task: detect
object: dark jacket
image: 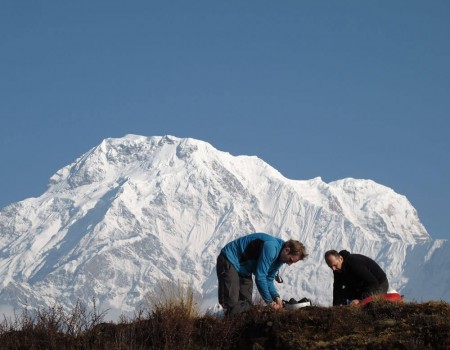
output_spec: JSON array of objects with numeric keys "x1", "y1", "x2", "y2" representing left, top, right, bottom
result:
[{"x1": 333, "y1": 250, "x2": 388, "y2": 305}]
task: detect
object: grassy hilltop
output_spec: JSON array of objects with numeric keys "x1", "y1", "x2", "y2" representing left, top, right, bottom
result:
[{"x1": 0, "y1": 299, "x2": 449, "y2": 349}]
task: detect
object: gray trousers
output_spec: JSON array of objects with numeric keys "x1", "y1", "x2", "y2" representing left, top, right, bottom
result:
[{"x1": 216, "y1": 253, "x2": 253, "y2": 316}]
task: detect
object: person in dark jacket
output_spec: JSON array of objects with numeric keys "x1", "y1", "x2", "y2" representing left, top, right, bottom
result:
[
  {"x1": 217, "y1": 232, "x2": 308, "y2": 316},
  {"x1": 324, "y1": 249, "x2": 389, "y2": 306}
]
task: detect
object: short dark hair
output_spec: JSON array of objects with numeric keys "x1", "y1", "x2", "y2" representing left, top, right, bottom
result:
[
  {"x1": 324, "y1": 250, "x2": 340, "y2": 260},
  {"x1": 324, "y1": 249, "x2": 351, "y2": 260},
  {"x1": 284, "y1": 240, "x2": 308, "y2": 260}
]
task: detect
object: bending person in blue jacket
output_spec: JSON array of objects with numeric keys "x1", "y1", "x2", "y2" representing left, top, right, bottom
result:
[{"x1": 216, "y1": 232, "x2": 308, "y2": 316}]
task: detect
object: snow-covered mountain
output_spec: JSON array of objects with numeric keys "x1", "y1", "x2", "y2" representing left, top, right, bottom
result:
[{"x1": 0, "y1": 135, "x2": 448, "y2": 318}]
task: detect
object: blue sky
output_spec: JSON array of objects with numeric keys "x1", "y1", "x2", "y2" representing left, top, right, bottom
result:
[{"x1": 1, "y1": 1, "x2": 449, "y2": 239}]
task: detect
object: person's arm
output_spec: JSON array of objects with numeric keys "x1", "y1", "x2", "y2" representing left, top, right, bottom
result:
[
  {"x1": 267, "y1": 267, "x2": 284, "y2": 310},
  {"x1": 266, "y1": 266, "x2": 282, "y2": 301},
  {"x1": 333, "y1": 273, "x2": 346, "y2": 306},
  {"x1": 255, "y1": 242, "x2": 279, "y2": 303}
]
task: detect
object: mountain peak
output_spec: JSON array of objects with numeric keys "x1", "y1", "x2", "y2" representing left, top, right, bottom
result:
[{"x1": 0, "y1": 134, "x2": 442, "y2": 319}]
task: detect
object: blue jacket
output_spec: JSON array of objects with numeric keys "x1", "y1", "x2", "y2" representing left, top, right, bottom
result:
[{"x1": 221, "y1": 233, "x2": 285, "y2": 303}]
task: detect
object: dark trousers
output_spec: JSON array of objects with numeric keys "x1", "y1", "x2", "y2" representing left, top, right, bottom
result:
[{"x1": 216, "y1": 253, "x2": 253, "y2": 316}]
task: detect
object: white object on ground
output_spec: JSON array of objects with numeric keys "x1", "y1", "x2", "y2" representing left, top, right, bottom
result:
[{"x1": 285, "y1": 301, "x2": 311, "y2": 310}]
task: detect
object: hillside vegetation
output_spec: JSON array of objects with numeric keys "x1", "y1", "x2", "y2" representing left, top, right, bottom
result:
[{"x1": 0, "y1": 299, "x2": 449, "y2": 349}]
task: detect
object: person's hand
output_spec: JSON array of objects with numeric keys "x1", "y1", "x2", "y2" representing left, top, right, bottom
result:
[
  {"x1": 350, "y1": 299, "x2": 360, "y2": 306},
  {"x1": 269, "y1": 302, "x2": 283, "y2": 310},
  {"x1": 270, "y1": 297, "x2": 284, "y2": 310}
]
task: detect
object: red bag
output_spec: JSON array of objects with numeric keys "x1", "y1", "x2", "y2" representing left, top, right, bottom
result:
[{"x1": 358, "y1": 293, "x2": 403, "y2": 306}]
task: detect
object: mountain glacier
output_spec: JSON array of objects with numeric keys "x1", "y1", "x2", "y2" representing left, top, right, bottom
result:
[{"x1": 0, "y1": 134, "x2": 448, "y2": 318}]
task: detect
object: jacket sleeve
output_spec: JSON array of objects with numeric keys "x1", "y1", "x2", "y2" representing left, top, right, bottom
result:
[
  {"x1": 266, "y1": 267, "x2": 280, "y2": 301},
  {"x1": 333, "y1": 273, "x2": 346, "y2": 306},
  {"x1": 255, "y1": 242, "x2": 279, "y2": 302}
]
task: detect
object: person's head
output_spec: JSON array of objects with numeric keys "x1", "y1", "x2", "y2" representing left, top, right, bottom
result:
[
  {"x1": 324, "y1": 250, "x2": 344, "y2": 273},
  {"x1": 279, "y1": 240, "x2": 308, "y2": 265}
]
